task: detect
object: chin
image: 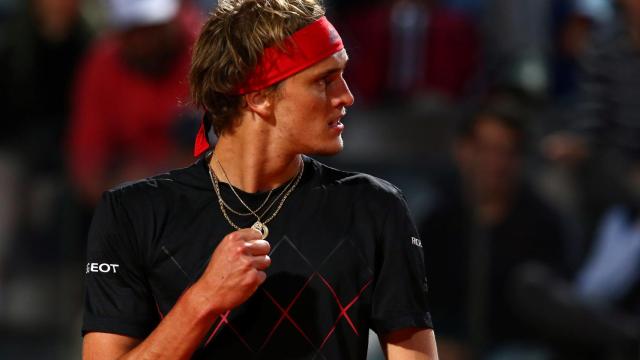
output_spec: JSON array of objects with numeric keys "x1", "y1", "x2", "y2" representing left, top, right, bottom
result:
[{"x1": 307, "y1": 139, "x2": 344, "y2": 156}]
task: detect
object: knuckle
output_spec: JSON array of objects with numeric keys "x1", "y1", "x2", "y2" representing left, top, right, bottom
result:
[
  {"x1": 234, "y1": 245, "x2": 246, "y2": 255},
  {"x1": 226, "y1": 233, "x2": 239, "y2": 242},
  {"x1": 240, "y1": 257, "x2": 252, "y2": 270}
]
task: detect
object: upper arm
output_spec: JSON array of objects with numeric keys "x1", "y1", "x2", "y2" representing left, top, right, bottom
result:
[
  {"x1": 370, "y1": 191, "x2": 433, "y2": 334},
  {"x1": 83, "y1": 332, "x2": 141, "y2": 360},
  {"x1": 381, "y1": 328, "x2": 439, "y2": 360},
  {"x1": 83, "y1": 192, "x2": 159, "y2": 339}
]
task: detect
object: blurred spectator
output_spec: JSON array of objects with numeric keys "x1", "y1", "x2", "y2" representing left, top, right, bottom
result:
[
  {"x1": 545, "y1": 0, "x2": 640, "y2": 160},
  {"x1": 67, "y1": 0, "x2": 201, "y2": 205},
  {"x1": 484, "y1": 0, "x2": 591, "y2": 101},
  {"x1": 0, "y1": 0, "x2": 92, "y2": 171},
  {"x1": 481, "y1": 0, "x2": 599, "y2": 100},
  {"x1": 0, "y1": 0, "x2": 92, "y2": 293},
  {"x1": 551, "y1": 0, "x2": 615, "y2": 99},
  {"x1": 193, "y1": 0, "x2": 217, "y2": 14},
  {"x1": 339, "y1": 0, "x2": 479, "y2": 105},
  {"x1": 482, "y1": 0, "x2": 555, "y2": 97},
  {"x1": 419, "y1": 97, "x2": 571, "y2": 359},
  {"x1": 542, "y1": 0, "x2": 640, "y2": 236},
  {"x1": 573, "y1": 0, "x2": 615, "y2": 28},
  {"x1": 511, "y1": 149, "x2": 640, "y2": 360},
  {"x1": 575, "y1": 153, "x2": 640, "y2": 311},
  {"x1": 549, "y1": 0, "x2": 619, "y2": 101},
  {"x1": 551, "y1": 0, "x2": 592, "y2": 100},
  {"x1": 0, "y1": 0, "x2": 92, "y2": 355}
]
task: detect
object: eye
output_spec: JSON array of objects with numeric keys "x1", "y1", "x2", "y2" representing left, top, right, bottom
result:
[
  {"x1": 320, "y1": 73, "x2": 340, "y2": 87},
  {"x1": 319, "y1": 76, "x2": 332, "y2": 86}
]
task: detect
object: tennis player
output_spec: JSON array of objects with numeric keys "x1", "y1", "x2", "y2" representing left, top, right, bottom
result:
[{"x1": 82, "y1": 1, "x2": 438, "y2": 358}]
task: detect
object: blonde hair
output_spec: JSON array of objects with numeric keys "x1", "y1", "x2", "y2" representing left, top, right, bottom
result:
[{"x1": 189, "y1": 0, "x2": 325, "y2": 135}]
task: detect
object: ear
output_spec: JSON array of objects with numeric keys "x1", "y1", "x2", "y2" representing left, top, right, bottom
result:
[{"x1": 244, "y1": 89, "x2": 274, "y2": 118}]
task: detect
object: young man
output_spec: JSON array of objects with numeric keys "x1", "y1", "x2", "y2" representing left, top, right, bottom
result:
[{"x1": 82, "y1": 1, "x2": 438, "y2": 359}]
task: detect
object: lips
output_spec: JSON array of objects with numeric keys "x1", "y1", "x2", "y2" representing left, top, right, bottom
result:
[
  {"x1": 328, "y1": 120, "x2": 343, "y2": 128},
  {"x1": 329, "y1": 111, "x2": 346, "y2": 130}
]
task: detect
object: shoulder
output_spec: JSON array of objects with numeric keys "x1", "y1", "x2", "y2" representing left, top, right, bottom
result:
[
  {"x1": 102, "y1": 160, "x2": 210, "y2": 215},
  {"x1": 307, "y1": 157, "x2": 405, "y2": 203}
]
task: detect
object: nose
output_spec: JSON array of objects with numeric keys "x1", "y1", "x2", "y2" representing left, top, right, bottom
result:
[{"x1": 332, "y1": 75, "x2": 355, "y2": 108}]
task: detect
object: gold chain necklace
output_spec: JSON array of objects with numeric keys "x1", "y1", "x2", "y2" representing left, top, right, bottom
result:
[
  {"x1": 207, "y1": 154, "x2": 304, "y2": 239},
  {"x1": 209, "y1": 165, "x2": 295, "y2": 219},
  {"x1": 213, "y1": 168, "x2": 297, "y2": 219},
  {"x1": 210, "y1": 170, "x2": 274, "y2": 217},
  {"x1": 210, "y1": 152, "x2": 294, "y2": 220}
]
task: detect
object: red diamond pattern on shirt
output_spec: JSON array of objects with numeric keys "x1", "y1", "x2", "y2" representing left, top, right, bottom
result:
[
  {"x1": 203, "y1": 235, "x2": 373, "y2": 358},
  {"x1": 260, "y1": 274, "x2": 317, "y2": 350},
  {"x1": 318, "y1": 274, "x2": 373, "y2": 349}
]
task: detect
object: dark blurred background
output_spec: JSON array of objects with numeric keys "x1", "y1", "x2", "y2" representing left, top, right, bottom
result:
[{"x1": 0, "y1": 0, "x2": 638, "y2": 359}]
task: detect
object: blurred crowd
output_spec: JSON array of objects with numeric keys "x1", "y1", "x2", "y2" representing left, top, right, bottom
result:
[{"x1": 0, "y1": 0, "x2": 638, "y2": 359}]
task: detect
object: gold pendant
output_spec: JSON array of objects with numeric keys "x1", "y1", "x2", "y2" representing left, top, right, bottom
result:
[{"x1": 251, "y1": 221, "x2": 269, "y2": 239}]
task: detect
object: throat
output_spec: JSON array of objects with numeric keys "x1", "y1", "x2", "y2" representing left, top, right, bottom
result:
[{"x1": 208, "y1": 151, "x2": 303, "y2": 193}]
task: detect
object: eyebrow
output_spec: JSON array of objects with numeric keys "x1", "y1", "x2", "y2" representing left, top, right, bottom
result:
[{"x1": 315, "y1": 59, "x2": 349, "y2": 79}]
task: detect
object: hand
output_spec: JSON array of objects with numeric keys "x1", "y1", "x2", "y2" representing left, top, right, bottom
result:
[{"x1": 195, "y1": 228, "x2": 271, "y2": 313}]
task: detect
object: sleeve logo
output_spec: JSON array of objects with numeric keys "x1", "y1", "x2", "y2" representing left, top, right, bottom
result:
[
  {"x1": 411, "y1": 236, "x2": 422, "y2": 248},
  {"x1": 86, "y1": 262, "x2": 120, "y2": 274}
]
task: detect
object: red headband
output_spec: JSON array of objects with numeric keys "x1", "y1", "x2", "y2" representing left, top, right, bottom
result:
[{"x1": 193, "y1": 16, "x2": 344, "y2": 157}]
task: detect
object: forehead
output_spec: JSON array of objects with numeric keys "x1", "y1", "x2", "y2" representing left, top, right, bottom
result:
[{"x1": 294, "y1": 49, "x2": 349, "y2": 78}]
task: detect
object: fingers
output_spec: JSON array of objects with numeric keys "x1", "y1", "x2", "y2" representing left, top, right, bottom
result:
[
  {"x1": 200, "y1": 228, "x2": 273, "y2": 312},
  {"x1": 251, "y1": 255, "x2": 271, "y2": 271},
  {"x1": 245, "y1": 239, "x2": 270, "y2": 256},
  {"x1": 256, "y1": 270, "x2": 267, "y2": 284},
  {"x1": 225, "y1": 228, "x2": 270, "y2": 256},
  {"x1": 233, "y1": 228, "x2": 263, "y2": 241},
  {"x1": 222, "y1": 228, "x2": 272, "y2": 273}
]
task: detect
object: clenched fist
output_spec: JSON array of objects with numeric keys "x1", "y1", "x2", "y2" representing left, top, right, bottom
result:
[{"x1": 193, "y1": 228, "x2": 271, "y2": 314}]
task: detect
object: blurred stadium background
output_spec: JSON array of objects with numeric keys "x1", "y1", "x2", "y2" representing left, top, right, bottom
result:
[{"x1": 0, "y1": 0, "x2": 638, "y2": 359}]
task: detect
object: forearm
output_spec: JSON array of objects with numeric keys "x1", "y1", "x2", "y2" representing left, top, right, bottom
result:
[
  {"x1": 83, "y1": 229, "x2": 269, "y2": 360},
  {"x1": 84, "y1": 282, "x2": 221, "y2": 360},
  {"x1": 383, "y1": 328, "x2": 439, "y2": 360},
  {"x1": 123, "y1": 283, "x2": 220, "y2": 360}
]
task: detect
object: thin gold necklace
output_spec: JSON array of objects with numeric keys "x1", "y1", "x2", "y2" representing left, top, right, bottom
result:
[
  {"x1": 210, "y1": 168, "x2": 296, "y2": 219},
  {"x1": 208, "y1": 153, "x2": 304, "y2": 239},
  {"x1": 210, "y1": 171, "x2": 274, "y2": 217}
]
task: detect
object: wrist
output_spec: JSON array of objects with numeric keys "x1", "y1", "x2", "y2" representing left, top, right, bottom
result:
[{"x1": 184, "y1": 281, "x2": 224, "y2": 322}]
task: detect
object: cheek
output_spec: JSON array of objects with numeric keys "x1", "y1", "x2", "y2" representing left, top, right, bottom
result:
[{"x1": 279, "y1": 94, "x2": 326, "y2": 124}]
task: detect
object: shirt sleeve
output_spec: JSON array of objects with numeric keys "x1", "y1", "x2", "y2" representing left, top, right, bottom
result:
[
  {"x1": 82, "y1": 190, "x2": 159, "y2": 338},
  {"x1": 369, "y1": 190, "x2": 434, "y2": 337}
]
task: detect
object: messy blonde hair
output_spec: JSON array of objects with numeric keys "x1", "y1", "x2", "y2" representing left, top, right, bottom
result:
[{"x1": 190, "y1": 0, "x2": 325, "y2": 135}]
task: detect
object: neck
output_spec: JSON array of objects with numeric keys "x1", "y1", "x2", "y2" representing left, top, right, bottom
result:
[
  {"x1": 210, "y1": 119, "x2": 302, "y2": 193},
  {"x1": 466, "y1": 185, "x2": 514, "y2": 226}
]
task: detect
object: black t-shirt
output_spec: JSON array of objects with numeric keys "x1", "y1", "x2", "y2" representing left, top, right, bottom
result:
[{"x1": 83, "y1": 155, "x2": 432, "y2": 359}]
